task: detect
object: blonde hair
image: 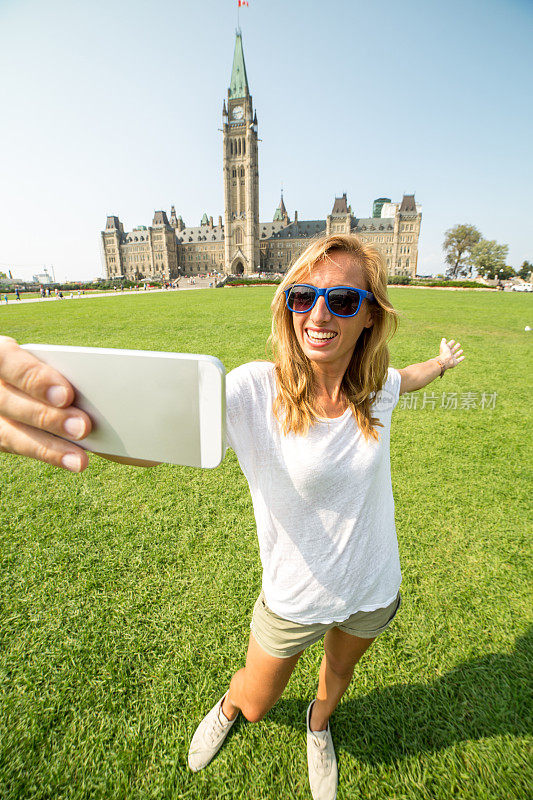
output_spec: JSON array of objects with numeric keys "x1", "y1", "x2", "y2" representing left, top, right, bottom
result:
[{"x1": 270, "y1": 233, "x2": 399, "y2": 442}]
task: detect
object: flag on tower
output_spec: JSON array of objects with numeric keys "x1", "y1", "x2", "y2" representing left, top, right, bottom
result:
[{"x1": 238, "y1": 1, "x2": 249, "y2": 7}]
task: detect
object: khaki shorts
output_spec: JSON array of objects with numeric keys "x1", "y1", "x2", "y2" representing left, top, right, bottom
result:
[{"x1": 251, "y1": 589, "x2": 402, "y2": 659}]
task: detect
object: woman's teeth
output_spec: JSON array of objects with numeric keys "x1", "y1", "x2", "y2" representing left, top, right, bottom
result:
[{"x1": 306, "y1": 330, "x2": 337, "y2": 341}]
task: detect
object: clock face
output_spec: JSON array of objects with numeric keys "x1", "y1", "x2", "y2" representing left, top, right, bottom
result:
[{"x1": 232, "y1": 105, "x2": 244, "y2": 120}]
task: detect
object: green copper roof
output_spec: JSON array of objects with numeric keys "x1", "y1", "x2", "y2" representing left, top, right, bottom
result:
[
  {"x1": 229, "y1": 32, "x2": 249, "y2": 99},
  {"x1": 201, "y1": 212, "x2": 209, "y2": 225},
  {"x1": 273, "y1": 195, "x2": 287, "y2": 221}
]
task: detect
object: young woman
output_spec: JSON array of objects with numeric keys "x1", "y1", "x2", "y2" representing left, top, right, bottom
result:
[{"x1": 0, "y1": 234, "x2": 464, "y2": 800}]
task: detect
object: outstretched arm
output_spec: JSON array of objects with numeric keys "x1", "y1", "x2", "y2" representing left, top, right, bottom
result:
[{"x1": 398, "y1": 338, "x2": 465, "y2": 395}]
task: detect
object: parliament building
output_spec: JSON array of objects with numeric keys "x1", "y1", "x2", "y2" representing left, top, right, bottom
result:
[{"x1": 102, "y1": 32, "x2": 422, "y2": 281}]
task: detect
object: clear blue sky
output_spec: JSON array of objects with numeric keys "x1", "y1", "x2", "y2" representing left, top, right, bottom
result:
[{"x1": 0, "y1": 0, "x2": 531, "y2": 281}]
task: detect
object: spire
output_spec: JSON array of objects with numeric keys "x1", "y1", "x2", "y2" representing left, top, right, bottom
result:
[
  {"x1": 273, "y1": 191, "x2": 288, "y2": 222},
  {"x1": 229, "y1": 31, "x2": 249, "y2": 99}
]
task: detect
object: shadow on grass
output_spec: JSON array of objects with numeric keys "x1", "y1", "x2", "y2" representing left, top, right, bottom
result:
[{"x1": 269, "y1": 627, "x2": 532, "y2": 764}]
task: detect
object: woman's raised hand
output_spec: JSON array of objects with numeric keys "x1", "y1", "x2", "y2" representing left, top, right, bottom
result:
[
  {"x1": 0, "y1": 336, "x2": 92, "y2": 472},
  {"x1": 439, "y1": 338, "x2": 465, "y2": 371}
]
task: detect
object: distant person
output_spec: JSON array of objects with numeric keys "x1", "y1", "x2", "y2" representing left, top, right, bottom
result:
[
  {"x1": 3, "y1": 294, "x2": 7, "y2": 304},
  {"x1": 15, "y1": 289, "x2": 21, "y2": 301},
  {"x1": 0, "y1": 234, "x2": 466, "y2": 800}
]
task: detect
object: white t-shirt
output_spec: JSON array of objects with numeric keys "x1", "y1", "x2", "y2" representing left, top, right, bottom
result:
[{"x1": 226, "y1": 361, "x2": 402, "y2": 624}]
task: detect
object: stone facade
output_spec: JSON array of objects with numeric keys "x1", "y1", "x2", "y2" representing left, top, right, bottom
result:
[{"x1": 102, "y1": 33, "x2": 422, "y2": 281}]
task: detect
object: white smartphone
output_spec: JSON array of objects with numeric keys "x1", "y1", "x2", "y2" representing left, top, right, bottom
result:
[{"x1": 21, "y1": 344, "x2": 226, "y2": 468}]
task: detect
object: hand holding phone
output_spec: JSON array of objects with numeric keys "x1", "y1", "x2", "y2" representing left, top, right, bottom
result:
[
  {"x1": 21, "y1": 344, "x2": 226, "y2": 469},
  {"x1": 0, "y1": 336, "x2": 92, "y2": 472}
]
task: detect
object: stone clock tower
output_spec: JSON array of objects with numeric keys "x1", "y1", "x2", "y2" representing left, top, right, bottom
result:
[{"x1": 222, "y1": 31, "x2": 259, "y2": 275}]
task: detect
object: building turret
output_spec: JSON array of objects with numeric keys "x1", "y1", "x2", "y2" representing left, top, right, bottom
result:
[
  {"x1": 326, "y1": 193, "x2": 353, "y2": 236},
  {"x1": 105, "y1": 215, "x2": 124, "y2": 234},
  {"x1": 273, "y1": 193, "x2": 289, "y2": 224},
  {"x1": 391, "y1": 194, "x2": 422, "y2": 277},
  {"x1": 399, "y1": 194, "x2": 417, "y2": 214},
  {"x1": 152, "y1": 210, "x2": 170, "y2": 227},
  {"x1": 331, "y1": 193, "x2": 352, "y2": 215},
  {"x1": 149, "y1": 211, "x2": 177, "y2": 280},
  {"x1": 102, "y1": 215, "x2": 124, "y2": 278}
]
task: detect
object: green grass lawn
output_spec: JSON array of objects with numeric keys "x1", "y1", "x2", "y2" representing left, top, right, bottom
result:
[{"x1": 0, "y1": 287, "x2": 531, "y2": 800}]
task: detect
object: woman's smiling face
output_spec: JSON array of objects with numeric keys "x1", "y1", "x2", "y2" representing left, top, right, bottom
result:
[{"x1": 291, "y1": 250, "x2": 374, "y2": 375}]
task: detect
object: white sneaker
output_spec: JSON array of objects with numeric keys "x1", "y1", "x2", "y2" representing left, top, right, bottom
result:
[
  {"x1": 188, "y1": 693, "x2": 238, "y2": 772},
  {"x1": 306, "y1": 701, "x2": 338, "y2": 800}
]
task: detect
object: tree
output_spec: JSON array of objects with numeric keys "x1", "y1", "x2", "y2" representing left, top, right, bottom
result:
[
  {"x1": 443, "y1": 224, "x2": 482, "y2": 278},
  {"x1": 0, "y1": 272, "x2": 6, "y2": 279},
  {"x1": 498, "y1": 265, "x2": 516, "y2": 280},
  {"x1": 467, "y1": 239, "x2": 509, "y2": 280},
  {"x1": 518, "y1": 261, "x2": 532, "y2": 281}
]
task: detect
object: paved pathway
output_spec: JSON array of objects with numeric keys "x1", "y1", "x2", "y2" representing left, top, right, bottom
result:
[{"x1": 0, "y1": 283, "x2": 213, "y2": 308}]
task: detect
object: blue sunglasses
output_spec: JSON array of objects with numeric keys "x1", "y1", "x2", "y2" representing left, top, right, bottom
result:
[{"x1": 285, "y1": 284, "x2": 374, "y2": 318}]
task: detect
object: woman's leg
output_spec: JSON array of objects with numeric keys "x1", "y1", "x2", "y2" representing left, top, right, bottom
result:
[
  {"x1": 222, "y1": 632, "x2": 303, "y2": 723},
  {"x1": 309, "y1": 627, "x2": 375, "y2": 731}
]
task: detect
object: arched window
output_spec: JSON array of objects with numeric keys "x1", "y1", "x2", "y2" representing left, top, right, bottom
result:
[
  {"x1": 235, "y1": 227, "x2": 243, "y2": 245},
  {"x1": 243, "y1": 139, "x2": 246, "y2": 155},
  {"x1": 238, "y1": 138, "x2": 241, "y2": 155}
]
